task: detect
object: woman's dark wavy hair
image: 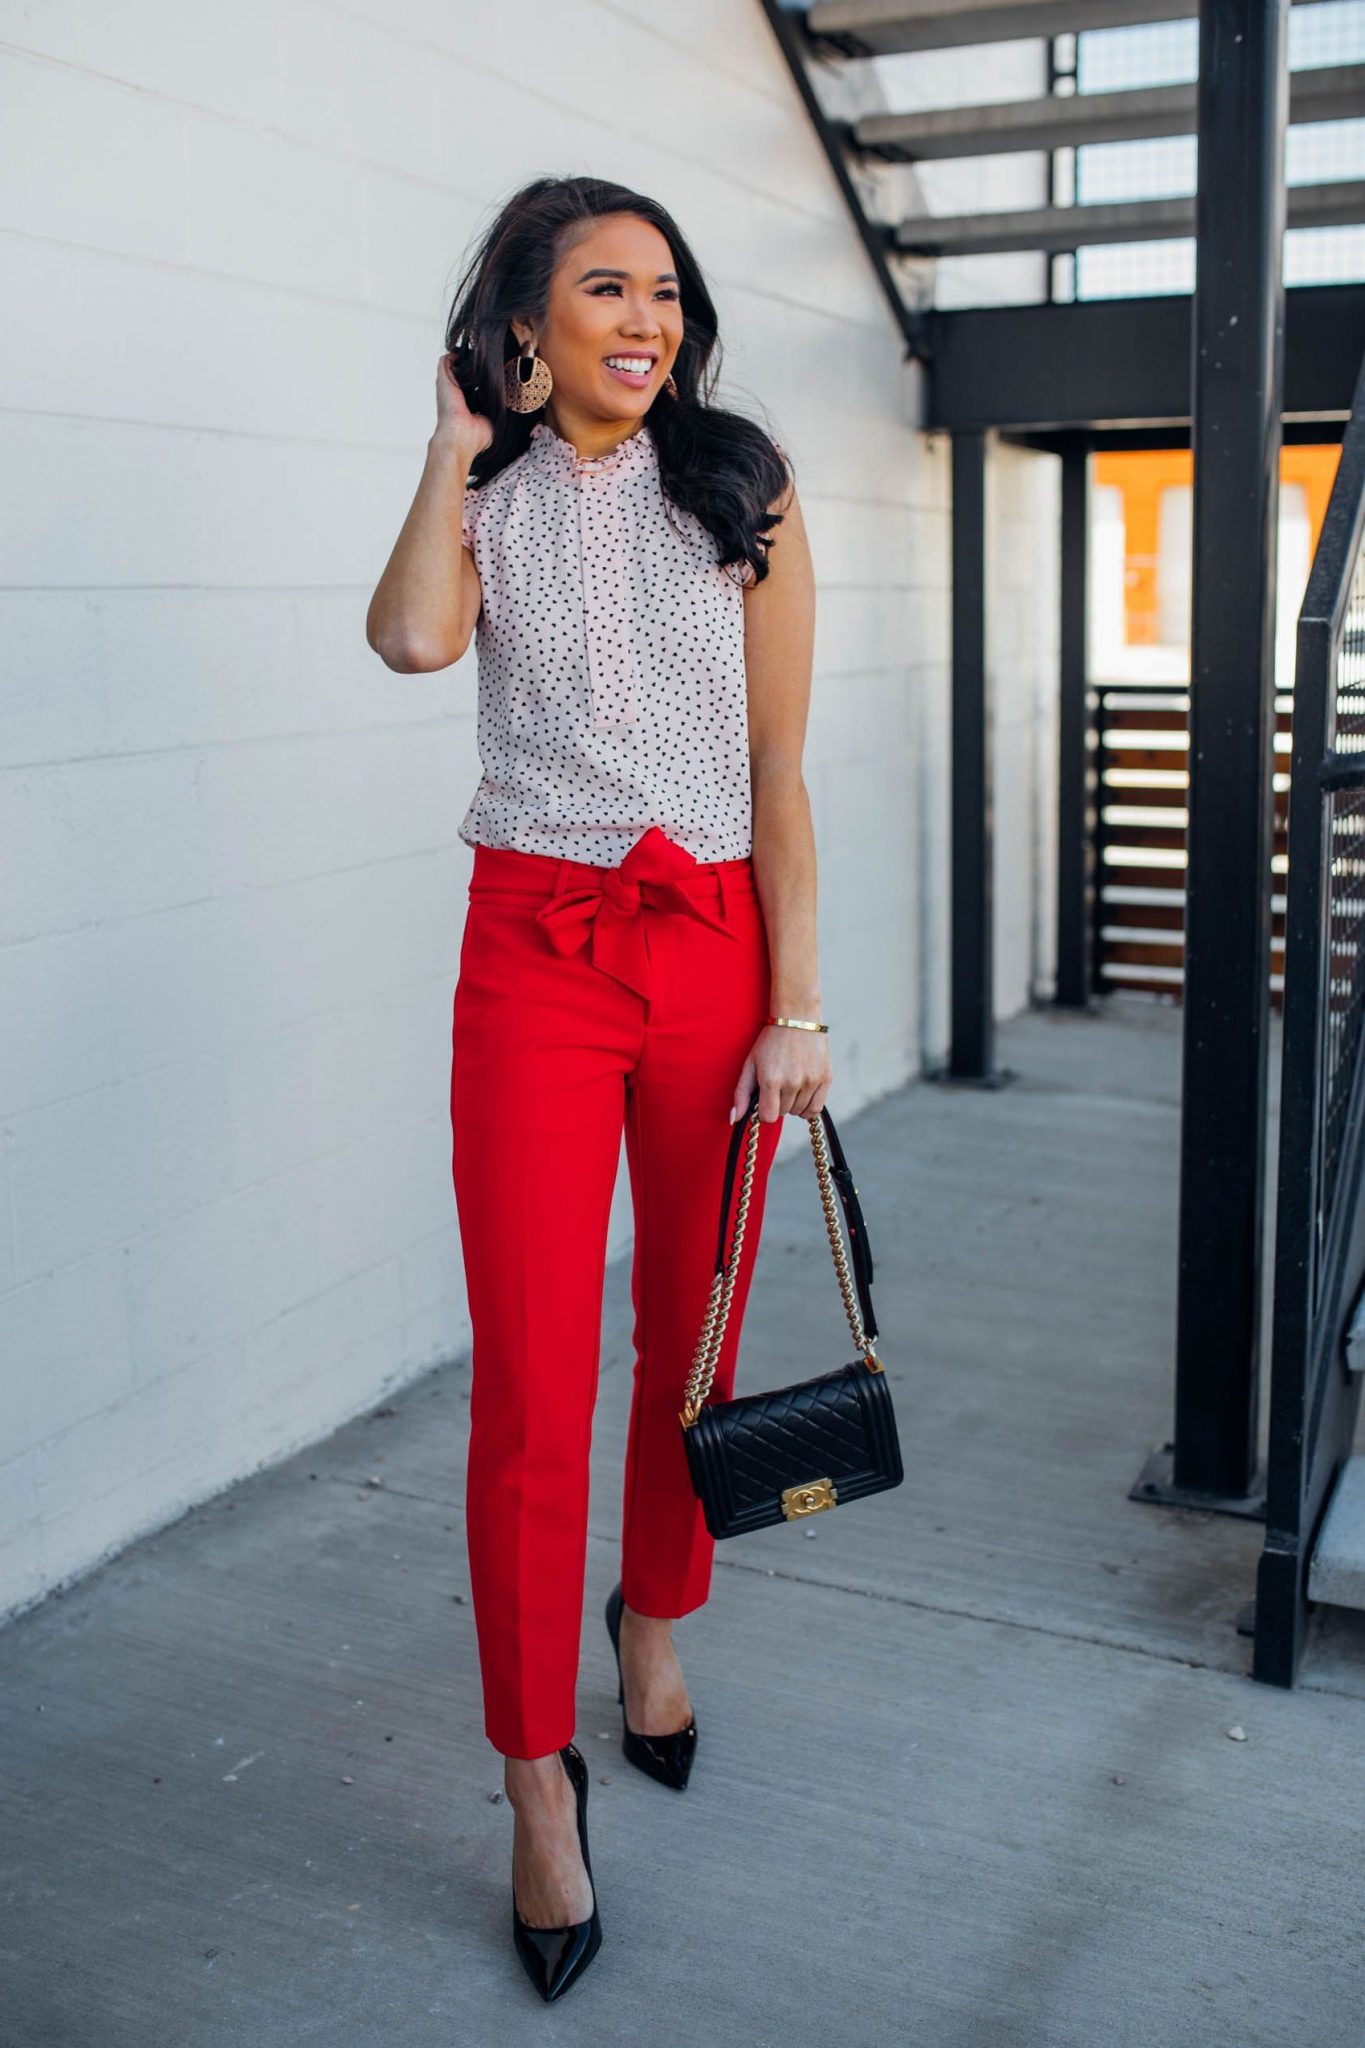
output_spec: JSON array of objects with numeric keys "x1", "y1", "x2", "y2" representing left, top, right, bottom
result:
[{"x1": 444, "y1": 175, "x2": 791, "y2": 586}]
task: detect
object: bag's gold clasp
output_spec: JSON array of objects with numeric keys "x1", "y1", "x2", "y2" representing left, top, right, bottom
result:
[{"x1": 781, "y1": 1476, "x2": 838, "y2": 1519}]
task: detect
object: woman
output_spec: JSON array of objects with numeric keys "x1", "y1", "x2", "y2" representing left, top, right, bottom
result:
[{"x1": 367, "y1": 175, "x2": 827, "y2": 2001}]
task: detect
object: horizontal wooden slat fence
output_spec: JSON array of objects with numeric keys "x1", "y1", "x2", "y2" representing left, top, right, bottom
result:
[{"x1": 1093, "y1": 678, "x2": 1292, "y2": 1005}]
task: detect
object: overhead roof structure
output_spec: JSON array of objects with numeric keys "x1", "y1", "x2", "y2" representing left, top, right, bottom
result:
[{"x1": 761, "y1": 0, "x2": 1365, "y2": 434}]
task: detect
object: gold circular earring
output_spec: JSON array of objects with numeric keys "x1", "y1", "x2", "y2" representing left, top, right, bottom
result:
[
  {"x1": 664, "y1": 372, "x2": 679, "y2": 397},
  {"x1": 503, "y1": 337, "x2": 553, "y2": 413}
]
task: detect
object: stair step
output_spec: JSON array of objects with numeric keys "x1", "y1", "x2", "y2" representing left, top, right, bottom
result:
[
  {"x1": 855, "y1": 63, "x2": 1365, "y2": 162},
  {"x1": 1308, "y1": 1456, "x2": 1365, "y2": 1609},
  {"x1": 809, "y1": 0, "x2": 1319, "y2": 60},
  {"x1": 893, "y1": 179, "x2": 1365, "y2": 257}
]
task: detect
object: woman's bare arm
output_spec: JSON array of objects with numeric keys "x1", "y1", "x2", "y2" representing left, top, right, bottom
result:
[
  {"x1": 745, "y1": 475, "x2": 820, "y2": 1019},
  {"x1": 735, "y1": 470, "x2": 831, "y2": 1123},
  {"x1": 366, "y1": 356, "x2": 491, "y2": 673}
]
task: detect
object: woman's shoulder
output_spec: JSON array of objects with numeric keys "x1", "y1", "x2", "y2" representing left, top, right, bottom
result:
[{"x1": 460, "y1": 446, "x2": 534, "y2": 551}]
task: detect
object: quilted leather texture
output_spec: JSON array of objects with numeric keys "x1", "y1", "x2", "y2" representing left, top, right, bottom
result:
[{"x1": 683, "y1": 1360, "x2": 903, "y2": 1540}]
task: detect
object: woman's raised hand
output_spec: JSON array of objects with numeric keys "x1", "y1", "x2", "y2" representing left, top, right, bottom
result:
[{"x1": 435, "y1": 352, "x2": 495, "y2": 461}]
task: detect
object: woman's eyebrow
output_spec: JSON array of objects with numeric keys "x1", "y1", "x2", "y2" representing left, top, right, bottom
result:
[{"x1": 573, "y1": 266, "x2": 680, "y2": 285}]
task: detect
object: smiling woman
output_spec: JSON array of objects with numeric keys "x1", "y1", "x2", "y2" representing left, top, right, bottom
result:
[
  {"x1": 501, "y1": 229, "x2": 686, "y2": 456},
  {"x1": 364, "y1": 173, "x2": 823, "y2": 2004},
  {"x1": 435, "y1": 184, "x2": 790, "y2": 575}
]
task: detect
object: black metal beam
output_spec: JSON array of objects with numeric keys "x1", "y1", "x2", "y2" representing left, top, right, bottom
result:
[
  {"x1": 1318, "y1": 749, "x2": 1365, "y2": 791},
  {"x1": 949, "y1": 431, "x2": 999, "y2": 1080},
  {"x1": 1170, "y1": 0, "x2": 1288, "y2": 1508},
  {"x1": 925, "y1": 284, "x2": 1365, "y2": 432},
  {"x1": 1005, "y1": 419, "x2": 1346, "y2": 451},
  {"x1": 1055, "y1": 440, "x2": 1096, "y2": 1008}
]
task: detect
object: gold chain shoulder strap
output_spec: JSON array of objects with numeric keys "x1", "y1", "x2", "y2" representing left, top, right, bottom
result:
[{"x1": 679, "y1": 1103, "x2": 883, "y2": 1428}]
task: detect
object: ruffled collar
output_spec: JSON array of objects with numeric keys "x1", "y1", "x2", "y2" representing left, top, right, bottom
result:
[{"x1": 527, "y1": 417, "x2": 657, "y2": 478}]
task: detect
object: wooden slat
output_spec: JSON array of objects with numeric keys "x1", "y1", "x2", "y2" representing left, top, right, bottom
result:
[{"x1": 1096, "y1": 688, "x2": 1292, "y2": 1008}]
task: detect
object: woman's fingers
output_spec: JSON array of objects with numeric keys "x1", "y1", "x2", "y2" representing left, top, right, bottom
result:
[
  {"x1": 729, "y1": 1052, "x2": 757, "y2": 1122},
  {"x1": 758, "y1": 1079, "x2": 787, "y2": 1122},
  {"x1": 734, "y1": 1028, "x2": 834, "y2": 1122},
  {"x1": 435, "y1": 354, "x2": 494, "y2": 453}
]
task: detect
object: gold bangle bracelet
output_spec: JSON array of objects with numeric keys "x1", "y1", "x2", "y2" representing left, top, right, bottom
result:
[{"x1": 768, "y1": 1014, "x2": 829, "y2": 1032}]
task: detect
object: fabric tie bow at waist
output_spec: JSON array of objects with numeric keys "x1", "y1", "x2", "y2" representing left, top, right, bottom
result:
[{"x1": 534, "y1": 826, "x2": 738, "y2": 999}]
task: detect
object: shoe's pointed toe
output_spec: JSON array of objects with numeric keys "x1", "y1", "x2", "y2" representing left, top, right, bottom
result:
[
  {"x1": 509, "y1": 1741, "x2": 602, "y2": 2002},
  {"x1": 512, "y1": 1908, "x2": 601, "y2": 2002},
  {"x1": 624, "y1": 1716, "x2": 698, "y2": 1792},
  {"x1": 604, "y1": 1581, "x2": 699, "y2": 1791}
]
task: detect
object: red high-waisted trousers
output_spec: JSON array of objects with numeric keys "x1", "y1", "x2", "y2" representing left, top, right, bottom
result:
[{"x1": 450, "y1": 825, "x2": 783, "y2": 1758}]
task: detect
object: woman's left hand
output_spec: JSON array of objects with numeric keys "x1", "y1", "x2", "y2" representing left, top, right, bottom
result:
[{"x1": 729, "y1": 1023, "x2": 832, "y2": 1125}]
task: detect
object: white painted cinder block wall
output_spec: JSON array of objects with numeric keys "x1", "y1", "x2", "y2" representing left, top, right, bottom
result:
[{"x1": 0, "y1": 1, "x2": 1058, "y2": 1618}]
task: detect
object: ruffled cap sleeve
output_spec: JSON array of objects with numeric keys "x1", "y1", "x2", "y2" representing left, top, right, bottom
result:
[{"x1": 461, "y1": 483, "x2": 480, "y2": 553}]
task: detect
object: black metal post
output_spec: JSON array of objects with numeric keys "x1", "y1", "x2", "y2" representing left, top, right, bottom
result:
[
  {"x1": 1136, "y1": 0, "x2": 1288, "y2": 1514},
  {"x1": 1056, "y1": 438, "x2": 1096, "y2": 1008},
  {"x1": 948, "y1": 431, "x2": 999, "y2": 1082}
]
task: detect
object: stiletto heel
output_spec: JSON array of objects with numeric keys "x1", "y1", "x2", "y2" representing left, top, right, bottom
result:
[
  {"x1": 604, "y1": 1581, "x2": 698, "y2": 1792},
  {"x1": 510, "y1": 1741, "x2": 602, "y2": 2002}
]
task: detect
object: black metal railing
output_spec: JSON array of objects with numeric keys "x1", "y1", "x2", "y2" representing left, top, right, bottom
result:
[
  {"x1": 1317, "y1": 616, "x2": 1365, "y2": 1250},
  {"x1": 1254, "y1": 351, "x2": 1365, "y2": 1686}
]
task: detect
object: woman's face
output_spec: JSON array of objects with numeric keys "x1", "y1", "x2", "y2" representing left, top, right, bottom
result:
[{"x1": 515, "y1": 213, "x2": 685, "y2": 425}]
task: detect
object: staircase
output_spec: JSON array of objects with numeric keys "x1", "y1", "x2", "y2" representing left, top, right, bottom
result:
[
  {"x1": 764, "y1": 0, "x2": 1365, "y2": 1686},
  {"x1": 763, "y1": 0, "x2": 1365, "y2": 339}
]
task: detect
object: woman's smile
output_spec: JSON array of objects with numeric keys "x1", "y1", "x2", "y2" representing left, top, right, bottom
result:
[{"x1": 602, "y1": 353, "x2": 657, "y2": 389}]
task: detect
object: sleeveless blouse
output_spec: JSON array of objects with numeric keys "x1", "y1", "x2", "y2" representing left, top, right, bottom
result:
[{"x1": 457, "y1": 417, "x2": 753, "y2": 867}]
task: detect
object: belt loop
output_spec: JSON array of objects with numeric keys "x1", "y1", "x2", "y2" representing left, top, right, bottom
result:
[{"x1": 715, "y1": 863, "x2": 729, "y2": 926}]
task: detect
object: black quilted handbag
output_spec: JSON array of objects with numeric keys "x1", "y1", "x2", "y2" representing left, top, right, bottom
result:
[{"x1": 679, "y1": 1084, "x2": 903, "y2": 1539}]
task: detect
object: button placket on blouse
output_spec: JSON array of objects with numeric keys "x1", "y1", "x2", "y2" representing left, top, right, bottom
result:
[{"x1": 574, "y1": 460, "x2": 640, "y2": 733}]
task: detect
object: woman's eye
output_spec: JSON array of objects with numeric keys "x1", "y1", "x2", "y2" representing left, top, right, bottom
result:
[{"x1": 591, "y1": 283, "x2": 679, "y2": 300}]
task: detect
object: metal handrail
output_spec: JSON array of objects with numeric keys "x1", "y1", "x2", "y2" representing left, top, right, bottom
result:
[{"x1": 1254, "y1": 349, "x2": 1365, "y2": 1686}]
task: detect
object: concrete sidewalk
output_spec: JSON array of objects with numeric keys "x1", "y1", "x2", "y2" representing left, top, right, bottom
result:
[{"x1": 3, "y1": 1002, "x2": 1363, "y2": 2046}]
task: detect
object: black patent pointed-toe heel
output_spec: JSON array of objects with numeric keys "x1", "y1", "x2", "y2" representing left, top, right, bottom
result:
[
  {"x1": 604, "y1": 1580, "x2": 698, "y2": 1792},
  {"x1": 510, "y1": 1741, "x2": 602, "y2": 2002}
]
